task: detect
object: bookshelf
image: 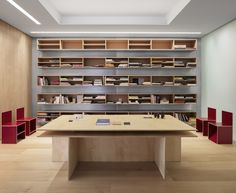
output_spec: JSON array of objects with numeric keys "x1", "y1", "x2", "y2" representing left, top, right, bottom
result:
[
  {"x1": 33, "y1": 38, "x2": 199, "y2": 126},
  {"x1": 37, "y1": 39, "x2": 197, "y2": 51}
]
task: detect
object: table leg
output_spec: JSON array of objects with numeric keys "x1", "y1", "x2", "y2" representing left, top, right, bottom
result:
[
  {"x1": 154, "y1": 137, "x2": 166, "y2": 179},
  {"x1": 68, "y1": 138, "x2": 79, "y2": 180},
  {"x1": 52, "y1": 137, "x2": 68, "y2": 162}
]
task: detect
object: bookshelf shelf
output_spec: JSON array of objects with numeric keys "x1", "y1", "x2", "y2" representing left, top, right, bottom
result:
[
  {"x1": 34, "y1": 38, "x2": 199, "y2": 126},
  {"x1": 37, "y1": 39, "x2": 197, "y2": 51}
]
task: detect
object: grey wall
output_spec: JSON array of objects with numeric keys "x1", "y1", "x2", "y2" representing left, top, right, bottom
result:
[{"x1": 201, "y1": 19, "x2": 236, "y2": 140}]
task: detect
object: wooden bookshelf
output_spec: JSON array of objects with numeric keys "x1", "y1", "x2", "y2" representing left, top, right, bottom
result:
[
  {"x1": 106, "y1": 40, "x2": 128, "y2": 49},
  {"x1": 37, "y1": 57, "x2": 197, "y2": 69},
  {"x1": 61, "y1": 40, "x2": 83, "y2": 49},
  {"x1": 83, "y1": 40, "x2": 106, "y2": 49},
  {"x1": 129, "y1": 40, "x2": 151, "y2": 49},
  {"x1": 37, "y1": 39, "x2": 60, "y2": 50},
  {"x1": 152, "y1": 40, "x2": 173, "y2": 50},
  {"x1": 35, "y1": 38, "x2": 199, "y2": 126},
  {"x1": 37, "y1": 39, "x2": 197, "y2": 51}
]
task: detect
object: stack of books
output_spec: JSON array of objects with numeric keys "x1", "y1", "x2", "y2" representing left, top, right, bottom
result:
[
  {"x1": 174, "y1": 61, "x2": 185, "y2": 67},
  {"x1": 186, "y1": 62, "x2": 196, "y2": 67},
  {"x1": 164, "y1": 82, "x2": 174, "y2": 86},
  {"x1": 94, "y1": 79, "x2": 103, "y2": 86},
  {"x1": 118, "y1": 63, "x2": 128, "y2": 68},
  {"x1": 160, "y1": 97, "x2": 170, "y2": 104},
  {"x1": 83, "y1": 81, "x2": 93, "y2": 86},
  {"x1": 77, "y1": 95, "x2": 83, "y2": 103},
  {"x1": 129, "y1": 62, "x2": 142, "y2": 67},
  {"x1": 61, "y1": 63, "x2": 72, "y2": 68},
  {"x1": 174, "y1": 45, "x2": 187, "y2": 49}
]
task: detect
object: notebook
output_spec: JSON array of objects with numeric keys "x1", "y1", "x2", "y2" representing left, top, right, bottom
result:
[{"x1": 96, "y1": 119, "x2": 110, "y2": 126}]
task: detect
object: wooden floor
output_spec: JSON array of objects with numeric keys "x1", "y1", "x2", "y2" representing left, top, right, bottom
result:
[{"x1": 1, "y1": 132, "x2": 236, "y2": 193}]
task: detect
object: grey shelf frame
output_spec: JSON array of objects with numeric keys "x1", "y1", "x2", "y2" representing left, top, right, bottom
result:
[{"x1": 32, "y1": 38, "x2": 201, "y2": 119}]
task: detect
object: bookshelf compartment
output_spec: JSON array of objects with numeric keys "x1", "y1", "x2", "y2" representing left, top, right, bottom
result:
[
  {"x1": 129, "y1": 58, "x2": 151, "y2": 68},
  {"x1": 174, "y1": 58, "x2": 196, "y2": 68},
  {"x1": 38, "y1": 76, "x2": 60, "y2": 86},
  {"x1": 129, "y1": 94, "x2": 151, "y2": 104},
  {"x1": 105, "y1": 76, "x2": 129, "y2": 86},
  {"x1": 129, "y1": 40, "x2": 151, "y2": 49},
  {"x1": 37, "y1": 94, "x2": 61, "y2": 104},
  {"x1": 129, "y1": 76, "x2": 152, "y2": 86},
  {"x1": 61, "y1": 40, "x2": 82, "y2": 49},
  {"x1": 84, "y1": 58, "x2": 106, "y2": 68},
  {"x1": 83, "y1": 76, "x2": 104, "y2": 86},
  {"x1": 151, "y1": 95, "x2": 173, "y2": 104},
  {"x1": 37, "y1": 112, "x2": 59, "y2": 125},
  {"x1": 83, "y1": 40, "x2": 106, "y2": 49},
  {"x1": 107, "y1": 94, "x2": 128, "y2": 104},
  {"x1": 106, "y1": 40, "x2": 128, "y2": 49},
  {"x1": 61, "y1": 94, "x2": 78, "y2": 104},
  {"x1": 152, "y1": 40, "x2": 173, "y2": 50},
  {"x1": 105, "y1": 58, "x2": 128, "y2": 68},
  {"x1": 174, "y1": 40, "x2": 197, "y2": 50},
  {"x1": 152, "y1": 76, "x2": 174, "y2": 86},
  {"x1": 152, "y1": 58, "x2": 174, "y2": 68},
  {"x1": 38, "y1": 58, "x2": 60, "y2": 68},
  {"x1": 83, "y1": 94, "x2": 106, "y2": 104},
  {"x1": 174, "y1": 94, "x2": 197, "y2": 104},
  {"x1": 38, "y1": 39, "x2": 60, "y2": 50},
  {"x1": 174, "y1": 76, "x2": 197, "y2": 86},
  {"x1": 60, "y1": 76, "x2": 83, "y2": 86},
  {"x1": 61, "y1": 58, "x2": 83, "y2": 68}
]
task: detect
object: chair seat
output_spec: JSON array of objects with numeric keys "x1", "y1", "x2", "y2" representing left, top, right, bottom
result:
[
  {"x1": 209, "y1": 122, "x2": 232, "y2": 127},
  {"x1": 2, "y1": 122, "x2": 25, "y2": 127},
  {"x1": 197, "y1": 117, "x2": 215, "y2": 121},
  {"x1": 17, "y1": 117, "x2": 36, "y2": 122}
]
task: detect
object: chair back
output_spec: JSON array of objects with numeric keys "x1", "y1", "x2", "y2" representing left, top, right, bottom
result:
[
  {"x1": 2, "y1": 111, "x2": 12, "y2": 125},
  {"x1": 208, "y1": 107, "x2": 216, "y2": 120},
  {"x1": 16, "y1": 107, "x2": 25, "y2": 120},
  {"x1": 222, "y1": 111, "x2": 233, "y2": 126}
]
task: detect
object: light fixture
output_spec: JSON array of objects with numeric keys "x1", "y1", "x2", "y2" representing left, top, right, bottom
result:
[
  {"x1": 7, "y1": 0, "x2": 41, "y2": 25},
  {"x1": 31, "y1": 31, "x2": 201, "y2": 35}
]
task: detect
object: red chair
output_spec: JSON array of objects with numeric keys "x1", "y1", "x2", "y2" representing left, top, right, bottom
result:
[
  {"x1": 208, "y1": 111, "x2": 233, "y2": 144},
  {"x1": 16, "y1": 107, "x2": 36, "y2": 136},
  {"x1": 2, "y1": 111, "x2": 26, "y2": 144},
  {"x1": 196, "y1": 107, "x2": 216, "y2": 136}
]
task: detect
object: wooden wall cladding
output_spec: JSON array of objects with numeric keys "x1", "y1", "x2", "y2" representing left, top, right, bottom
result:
[{"x1": 0, "y1": 20, "x2": 32, "y2": 138}]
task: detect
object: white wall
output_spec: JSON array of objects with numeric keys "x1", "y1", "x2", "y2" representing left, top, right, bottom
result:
[{"x1": 201, "y1": 19, "x2": 236, "y2": 140}]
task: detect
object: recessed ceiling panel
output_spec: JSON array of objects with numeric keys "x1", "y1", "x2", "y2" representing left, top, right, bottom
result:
[{"x1": 39, "y1": 0, "x2": 191, "y2": 25}]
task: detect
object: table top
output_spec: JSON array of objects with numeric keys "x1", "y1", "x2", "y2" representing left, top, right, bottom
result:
[{"x1": 38, "y1": 115, "x2": 196, "y2": 132}]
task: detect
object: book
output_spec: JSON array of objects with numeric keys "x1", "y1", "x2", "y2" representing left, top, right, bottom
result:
[{"x1": 96, "y1": 119, "x2": 110, "y2": 126}]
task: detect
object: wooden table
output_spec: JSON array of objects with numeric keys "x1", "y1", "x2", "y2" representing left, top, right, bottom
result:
[{"x1": 39, "y1": 114, "x2": 196, "y2": 180}]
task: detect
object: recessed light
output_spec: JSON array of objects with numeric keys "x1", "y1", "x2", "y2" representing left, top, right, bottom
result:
[
  {"x1": 7, "y1": 0, "x2": 41, "y2": 25},
  {"x1": 30, "y1": 31, "x2": 201, "y2": 35}
]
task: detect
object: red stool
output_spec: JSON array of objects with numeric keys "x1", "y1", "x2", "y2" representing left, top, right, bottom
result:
[
  {"x1": 16, "y1": 107, "x2": 36, "y2": 136},
  {"x1": 2, "y1": 111, "x2": 26, "y2": 144},
  {"x1": 196, "y1": 107, "x2": 216, "y2": 136},
  {"x1": 208, "y1": 111, "x2": 233, "y2": 144}
]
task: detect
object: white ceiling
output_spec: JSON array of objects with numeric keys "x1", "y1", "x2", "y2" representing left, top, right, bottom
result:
[
  {"x1": 0, "y1": 0, "x2": 236, "y2": 37},
  {"x1": 38, "y1": 0, "x2": 191, "y2": 25}
]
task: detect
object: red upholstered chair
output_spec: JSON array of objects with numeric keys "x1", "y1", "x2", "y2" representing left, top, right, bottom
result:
[
  {"x1": 2, "y1": 111, "x2": 26, "y2": 144},
  {"x1": 196, "y1": 107, "x2": 216, "y2": 136},
  {"x1": 208, "y1": 111, "x2": 233, "y2": 144},
  {"x1": 16, "y1": 107, "x2": 36, "y2": 136}
]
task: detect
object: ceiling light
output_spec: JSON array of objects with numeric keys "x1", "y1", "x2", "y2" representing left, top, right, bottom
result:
[
  {"x1": 31, "y1": 31, "x2": 201, "y2": 35},
  {"x1": 7, "y1": 0, "x2": 41, "y2": 25}
]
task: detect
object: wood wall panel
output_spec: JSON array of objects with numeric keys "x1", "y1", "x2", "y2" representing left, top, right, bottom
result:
[{"x1": 0, "y1": 20, "x2": 32, "y2": 138}]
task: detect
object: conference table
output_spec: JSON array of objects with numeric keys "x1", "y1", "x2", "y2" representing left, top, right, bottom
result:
[{"x1": 39, "y1": 114, "x2": 196, "y2": 180}]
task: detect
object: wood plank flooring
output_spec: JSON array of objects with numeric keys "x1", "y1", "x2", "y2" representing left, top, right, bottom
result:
[{"x1": 0, "y1": 132, "x2": 236, "y2": 193}]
